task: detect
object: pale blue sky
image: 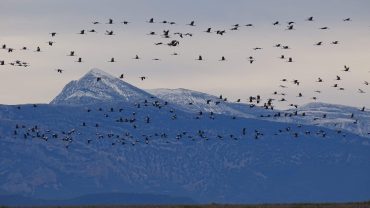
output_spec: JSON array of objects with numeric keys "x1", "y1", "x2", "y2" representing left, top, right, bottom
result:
[{"x1": 0, "y1": 0, "x2": 370, "y2": 108}]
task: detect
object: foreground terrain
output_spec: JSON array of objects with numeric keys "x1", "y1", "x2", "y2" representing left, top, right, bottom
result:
[{"x1": 2, "y1": 202, "x2": 370, "y2": 208}]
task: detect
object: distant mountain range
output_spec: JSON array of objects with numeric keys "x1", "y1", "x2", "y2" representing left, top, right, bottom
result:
[{"x1": 0, "y1": 68, "x2": 369, "y2": 206}]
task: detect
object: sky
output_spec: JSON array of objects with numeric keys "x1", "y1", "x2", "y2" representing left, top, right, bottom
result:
[{"x1": 0, "y1": 0, "x2": 370, "y2": 109}]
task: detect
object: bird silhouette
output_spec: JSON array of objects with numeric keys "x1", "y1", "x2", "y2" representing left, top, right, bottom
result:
[
  {"x1": 286, "y1": 25, "x2": 294, "y2": 30},
  {"x1": 68, "y1": 51, "x2": 75, "y2": 56},
  {"x1": 343, "y1": 65, "x2": 350, "y2": 72},
  {"x1": 47, "y1": 41, "x2": 55, "y2": 46},
  {"x1": 105, "y1": 30, "x2": 114, "y2": 35},
  {"x1": 343, "y1": 18, "x2": 351, "y2": 22},
  {"x1": 205, "y1": 28, "x2": 212, "y2": 33},
  {"x1": 147, "y1": 18, "x2": 154, "y2": 23},
  {"x1": 216, "y1": 30, "x2": 226, "y2": 35},
  {"x1": 56, "y1": 69, "x2": 63, "y2": 73},
  {"x1": 188, "y1": 21, "x2": 195, "y2": 26}
]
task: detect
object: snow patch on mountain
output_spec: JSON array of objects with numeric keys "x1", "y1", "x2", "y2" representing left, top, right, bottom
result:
[
  {"x1": 288, "y1": 102, "x2": 370, "y2": 138},
  {"x1": 148, "y1": 88, "x2": 260, "y2": 118}
]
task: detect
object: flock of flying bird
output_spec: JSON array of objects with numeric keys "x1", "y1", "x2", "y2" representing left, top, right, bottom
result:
[
  {"x1": 9, "y1": 95, "x2": 362, "y2": 149},
  {"x1": 4, "y1": 17, "x2": 366, "y2": 104},
  {"x1": 1, "y1": 15, "x2": 370, "y2": 147},
  {"x1": 0, "y1": 16, "x2": 359, "y2": 68}
]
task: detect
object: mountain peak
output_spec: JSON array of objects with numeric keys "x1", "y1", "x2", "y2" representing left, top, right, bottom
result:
[
  {"x1": 86, "y1": 68, "x2": 115, "y2": 79},
  {"x1": 50, "y1": 68, "x2": 155, "y2": 105}
]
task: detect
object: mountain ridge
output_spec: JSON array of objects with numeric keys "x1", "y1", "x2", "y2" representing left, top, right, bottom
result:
[{"x1": 1, "y1": 68, "x2": 369, "y2": 204}]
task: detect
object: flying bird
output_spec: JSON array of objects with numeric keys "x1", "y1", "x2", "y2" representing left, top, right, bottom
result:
[
  {"x1": 55, "y1": 69, "x2": 63, "y2": 73},
  {"x1": 147, "y1": 18, "x2": 154, "y2": 23},
  {"x1": 358, "y1": 89, "x2": 365, "y2": 93},
  {"x1": 68, "y1": 51, "x2": 75, "y2": 56},
  {"x1": 343, "y1": 18, "x2": 352, "y2": 22},
  {"x1": 188, "y1": 21, "x2": 195, "y2": 26},
  {"x1": 343, "y1": 65, "x2": 350, "y2": 72},
  {"x1": 105, "y1": 30, "x2": 114, "y2": 35}
]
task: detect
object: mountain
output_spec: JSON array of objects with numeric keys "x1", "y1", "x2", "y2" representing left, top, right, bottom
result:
[
  {"x1": 51, "y1": 68, "x2": 156, "y2": 105},
  {"x1": 286, "y1": 102, "x2": 370, "y2": 138},
  {"x1": 0, "y1": 69, "x2": 369, "y2": 205},
  {"x1": 147, "y1": 88, "x2": 256, "y2": 118},
  {"x1": 147, "y1": 88, "x2": 370, "y2": 138}
]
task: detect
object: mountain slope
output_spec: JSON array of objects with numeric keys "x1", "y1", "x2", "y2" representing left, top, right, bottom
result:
[{"x1": 0, "y1": 102, "x2": 369, "y2": 204}]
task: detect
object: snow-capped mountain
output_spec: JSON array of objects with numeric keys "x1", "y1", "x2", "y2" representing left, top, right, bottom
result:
[
  {"x1": 147, "y1": 88, "x2": 370, "y2": 138},
  {"x1": 0, "y1": 69, "x2": 369, "y2": 205},
  {"x1": 288, "y1": 102, "x2": 370, "y2": 138},
  {"x1": 51, "y1": 68, "x2": 156, "y2": 105},
  {"x1": 147, "y1": 88, "x2": 258, "y2": 118}
]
